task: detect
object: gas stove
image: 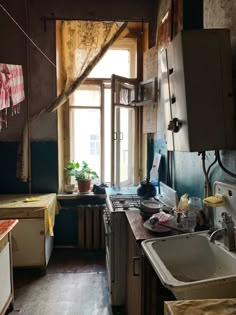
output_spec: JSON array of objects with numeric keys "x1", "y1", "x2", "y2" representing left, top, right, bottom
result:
[{"x1": 108, "y1": 194, "x2": 141, "y2": 211}]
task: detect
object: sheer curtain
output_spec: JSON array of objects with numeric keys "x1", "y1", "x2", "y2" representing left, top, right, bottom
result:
[
  {"x1": 17, "y1": 20, "x2": 127, "y2": 185},
  {"x1": 48, "y1": 20, "x2": 127, "y2": 112}
]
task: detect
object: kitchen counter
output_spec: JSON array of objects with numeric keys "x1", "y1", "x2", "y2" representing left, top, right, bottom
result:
[
  {"x1": 0, "y1": 194, "x2": 59, "y2": 269},
  {"x1": 125, "y1": 210, "x2": 180, "y2": 244},
  {"x1": 0, "y1": 219, "x2": 18, "y2": 241},
  {"x1": 164, "y1": 299, "x2": 236, "y2": 315}
]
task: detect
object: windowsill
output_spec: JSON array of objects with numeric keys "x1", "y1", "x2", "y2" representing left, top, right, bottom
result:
[{"x1": 57, "y1": 192, "x2": 106, "y2": 200}]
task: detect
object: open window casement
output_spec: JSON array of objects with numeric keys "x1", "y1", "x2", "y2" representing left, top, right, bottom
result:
[{"x1": 111, "y1": 74, "x2": 140, "y2": 188}]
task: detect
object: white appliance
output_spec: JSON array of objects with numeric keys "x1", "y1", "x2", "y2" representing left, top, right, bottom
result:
[
  {"x1": 163, "y1": 29, "x2": 235, "y2": 152},
  {"x1": 213, "y1": 181, "x2": 236, "y2": 228}
]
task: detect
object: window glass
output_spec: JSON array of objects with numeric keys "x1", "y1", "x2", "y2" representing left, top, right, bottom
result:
[
  {"x1": 70, "y1": 108, "x2": 101, "y2": 178},
  {"x1": 69, "y1": 38, "x2": 137, "y2": 185},
  {"x1": 69, "y1": 84, "x2": 101, "y2": 107},
  {"x1": 89, "y1": 49, "x2": 130, "y2": 78}
]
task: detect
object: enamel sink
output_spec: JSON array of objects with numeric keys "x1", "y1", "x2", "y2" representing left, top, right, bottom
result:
[{"x1": 142, "y1": 232, "x2": 236, "y2": 300}]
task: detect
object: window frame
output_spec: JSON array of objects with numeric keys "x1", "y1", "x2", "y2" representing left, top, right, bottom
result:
[
  {"x1": 68, "y1": 78, "x2": 111, "y2": 184},
  {"x1": 61, "y1": 38, "x2": 141, "y2": 189}
]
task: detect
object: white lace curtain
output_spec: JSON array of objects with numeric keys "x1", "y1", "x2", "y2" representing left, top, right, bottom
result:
[{"x1": 47, "y1": 20, "x2": 127, "y2": 112}]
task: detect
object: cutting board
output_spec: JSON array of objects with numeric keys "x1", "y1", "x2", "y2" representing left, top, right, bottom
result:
[
  {"x1": 157, "y1": 182, "x2": 179, "y2": 208},
  {"x1": 213, "y1": 181, "x2": 236, "y2": 228}
]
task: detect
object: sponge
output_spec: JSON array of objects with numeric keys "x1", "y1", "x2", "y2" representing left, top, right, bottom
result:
[{"x1": 203, "y1": 194, "x2": 225, "y2": 207}]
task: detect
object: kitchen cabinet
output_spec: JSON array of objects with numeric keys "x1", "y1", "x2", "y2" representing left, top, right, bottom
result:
[
  {"x1": 163, "y1": 29, "x2": 235, "y2": 152},
  {"x1": 125, "y1": 211, "x2": 177, "y2": 315},
  {"x1": 0, "y1": 194, "x2": 58, "y2": 272},
  {"x1": 126, "y1": 221, "x2": 142, "y2": 315},
  {"x1": 0, "y1": 220, "x2": 18, "y2": 315}
]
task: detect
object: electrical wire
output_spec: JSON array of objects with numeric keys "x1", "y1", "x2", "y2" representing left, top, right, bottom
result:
[
  {"x1": 206, "y1": 151, "x2": 217, "y2": 176},
  {"x1": 199, "y1": 152, "x2": 210, "y2": 198},
  {"x1": 216, "y1": 150, "x2": 236, "y2": 178},
  {"x1": 0, "y1": 3, "x2": 57, "y2": 69}
]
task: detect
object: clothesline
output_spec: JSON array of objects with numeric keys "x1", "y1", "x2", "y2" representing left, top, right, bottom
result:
[{"x1": 0, "y1": 3, "x2": 57, "y2": 69}]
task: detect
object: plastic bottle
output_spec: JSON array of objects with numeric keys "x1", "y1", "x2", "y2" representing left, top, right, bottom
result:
[{"x1": 150, "y1": 165, "x2": 159, "y2": 188}]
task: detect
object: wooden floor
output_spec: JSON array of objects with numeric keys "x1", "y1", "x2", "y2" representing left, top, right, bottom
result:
[{"x1": 8, "y1": 248, "x2": 126, "y2": 315}]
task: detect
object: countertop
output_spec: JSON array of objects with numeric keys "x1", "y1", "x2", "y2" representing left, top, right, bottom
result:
[
  {"x1": 0, "y1": 194, "x2": 59, "y2": 236},
  {"x1": 0, "y1": 219, "x2": 18, "y2": 241},
  {"x1": 164, "y1": 299, "x2": 236, "y2": 315},
  {"x1": 125, "y1": 210, "x2": 180, "y2": 244}
]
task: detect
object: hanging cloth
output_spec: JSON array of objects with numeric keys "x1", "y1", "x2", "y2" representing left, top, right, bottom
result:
[
  {"x1": 16, "y1": 20, "x2": 127, "y2": 183},
  {"x1": 47, "y1": 20, "x2": 127, "y2": 112},
  {"x1": 0, "y1": 65, "x2": 11, "y2": 110},
  {"x1": 7, "y1": 64, "x2": 25, "y2": 113}
]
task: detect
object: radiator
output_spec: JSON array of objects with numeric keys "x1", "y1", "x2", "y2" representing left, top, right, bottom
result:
[{"x1": 78, "y1": 205, "x2": 105, "y2": 250}]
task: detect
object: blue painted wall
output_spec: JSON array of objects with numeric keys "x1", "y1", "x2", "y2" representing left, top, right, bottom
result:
[
  {"x1": 0, "y1": 141, "x2": 58, "y2": 194},
  {"x1": 153, "y1": 138, "x2": 236, "y2": 199}
]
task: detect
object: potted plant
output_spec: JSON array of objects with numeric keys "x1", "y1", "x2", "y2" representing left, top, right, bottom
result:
[{"x1": 65, "y1": 161, "x2": 99, "y2": 193}]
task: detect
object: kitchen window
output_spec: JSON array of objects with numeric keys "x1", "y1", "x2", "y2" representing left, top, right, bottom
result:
[{"x1": 66, "y1": 38, "x2": 140, "y2": 187}]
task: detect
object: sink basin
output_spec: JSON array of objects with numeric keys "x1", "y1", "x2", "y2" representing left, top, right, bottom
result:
[{"x1": 142, "y1": 232, "x2": 236, "y2": 300}]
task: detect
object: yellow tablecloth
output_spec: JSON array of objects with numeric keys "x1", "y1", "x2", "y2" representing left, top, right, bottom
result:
[{"x1": 0, "y1": 193, "x2": 60, "y2": 236}]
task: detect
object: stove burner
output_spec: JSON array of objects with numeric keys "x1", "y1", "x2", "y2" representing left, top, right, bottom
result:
[{"x1": 109, "y1": 194, "x2": 141, "y2": 211}]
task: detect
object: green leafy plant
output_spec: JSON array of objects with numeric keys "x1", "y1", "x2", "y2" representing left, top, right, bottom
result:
[{"x1": 65, "y1": 161, "x2": 98, "y2": 181}]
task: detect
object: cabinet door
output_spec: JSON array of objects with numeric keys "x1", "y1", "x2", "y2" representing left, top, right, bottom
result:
[
  {"x1": 0, "y1": 240, "x2": 11, "y2": 313},
  {"x1": 126, "y1": 225, "x2": 142, "y2": 315},
  {"x1": 12, "y1": 219, "x2": 45, "y2": 267},
  {"x1": 165, "y1": 29, "x2": 235, "y2": 152}
]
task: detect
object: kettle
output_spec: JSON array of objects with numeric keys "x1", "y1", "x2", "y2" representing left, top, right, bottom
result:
[{"x1": 137, "y1": 178, "x2": 156, "y2": 199}]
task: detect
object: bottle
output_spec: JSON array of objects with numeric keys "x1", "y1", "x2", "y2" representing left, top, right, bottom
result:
[
  {"x1": 187, "y1": 197, "x2": 202, "y2": 232},
  {"x1": 150, "y1": 165, "x2": 159, "y2": 192}
]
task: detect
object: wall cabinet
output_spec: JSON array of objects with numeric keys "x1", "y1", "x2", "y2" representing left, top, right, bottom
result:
[{"x1": 163, "y1": 29, "x2": 235, "y2": 152}]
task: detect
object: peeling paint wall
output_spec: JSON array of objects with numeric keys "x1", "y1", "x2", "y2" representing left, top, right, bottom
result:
[{"x1": 0, "y1": 0, "x2": 156, "y2": 193}]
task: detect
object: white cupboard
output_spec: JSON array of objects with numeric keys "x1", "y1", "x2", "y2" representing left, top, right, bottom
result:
[{"x1": 163, "y1": 29, "x2": 235, "y2": 152}]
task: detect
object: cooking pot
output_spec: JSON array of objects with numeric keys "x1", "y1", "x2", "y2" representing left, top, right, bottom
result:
[
  {"x1": 139, "y1": 200, "x2": 162, "y2": 220},
  {"x1": 137, "y1": 178, "x2": 156, "y2": 199}
]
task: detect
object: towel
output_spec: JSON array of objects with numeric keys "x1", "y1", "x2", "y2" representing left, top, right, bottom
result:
[
  {"x1": 0, "y1": 72, "x2": 11, "y2": 110},
  {"x1": 7, "y1": 64, "x2": 25, "y2": 106},
  {"x1": 23, "y1": 197, "x2": 41, "y2": 202}
]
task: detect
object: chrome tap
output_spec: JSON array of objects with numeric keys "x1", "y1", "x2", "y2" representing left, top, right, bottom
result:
[{"x1": 209, "y1": 212, "x2": 236, "y2": 251}]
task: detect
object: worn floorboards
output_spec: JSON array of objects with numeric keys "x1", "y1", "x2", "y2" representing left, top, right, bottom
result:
[{"x1": 7, "y1": 248, "x2": 125, "y2": 315}]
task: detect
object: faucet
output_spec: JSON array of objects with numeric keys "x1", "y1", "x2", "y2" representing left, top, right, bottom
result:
[{"x1": 209, "y1": 212, "x2": 236, "y2": 251}]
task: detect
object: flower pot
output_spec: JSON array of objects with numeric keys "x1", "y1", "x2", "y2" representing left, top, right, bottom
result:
[
  {"x1": 77, "y1": 180, "x2": 91, "y2": 193},
  {"x1": 64, "y1": 184, "x2": 75, "y2": 194}
]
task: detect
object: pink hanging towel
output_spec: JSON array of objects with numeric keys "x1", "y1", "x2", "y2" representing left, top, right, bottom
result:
[
  {"x1": 7, "y1": 64, "x2": 25, "y2": 106},
  {"x1": 0, "y1": 71, "x2": 11, "y2": 110}
]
